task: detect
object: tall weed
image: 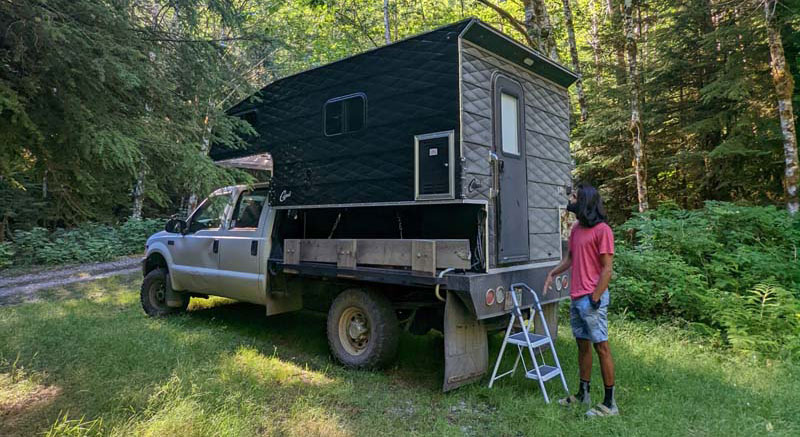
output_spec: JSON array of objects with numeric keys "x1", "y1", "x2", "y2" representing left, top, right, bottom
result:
[{"x1": 615, "y1": 202, "x2": 800, "y2": 358}]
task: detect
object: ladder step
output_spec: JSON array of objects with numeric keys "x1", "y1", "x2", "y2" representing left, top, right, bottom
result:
[
  {"x1": 507, "y1": 332, "x2": 551, "y2": 348},
  {"x1": 525, "y1": 365, "x2": 561, "y2": 382}
]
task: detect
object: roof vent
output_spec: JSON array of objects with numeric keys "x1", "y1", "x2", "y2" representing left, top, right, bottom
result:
[{"x1": 523, "y1": 58, "x2": 534, "y2": 66}]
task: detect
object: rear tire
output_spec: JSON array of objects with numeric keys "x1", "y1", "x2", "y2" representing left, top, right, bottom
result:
[
  {"x1": 140, "y1": 268, "x2": 188, "y2": 317},
  {"x1": 326, "y1": 288, "x2": 399, "y2": 368}
]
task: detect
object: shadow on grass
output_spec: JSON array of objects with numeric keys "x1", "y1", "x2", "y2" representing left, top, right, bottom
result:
[{"x1": 0, "y1": 276, "x2": 797, "y2": 435}]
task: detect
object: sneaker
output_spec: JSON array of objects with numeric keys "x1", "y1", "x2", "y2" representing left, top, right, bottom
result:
[
  {"x1": 557, "y1": 394, "x2": 590, "y2": 407},
  {"x1": 585, "y1": 403, "x2": 619, "y2": 417}
]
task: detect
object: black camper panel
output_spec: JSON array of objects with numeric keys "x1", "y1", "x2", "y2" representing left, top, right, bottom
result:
[{"x1": 212, "y1": 22, "x2": 469, "y2": 207}]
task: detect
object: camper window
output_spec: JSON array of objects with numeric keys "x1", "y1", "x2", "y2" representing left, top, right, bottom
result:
[{"x1": 324, "y1": 93, "x2": 366, "y2": 136}]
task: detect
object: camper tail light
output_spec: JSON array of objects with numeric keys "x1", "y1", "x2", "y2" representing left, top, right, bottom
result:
[
  {"x1": 485, "y1": 289, "x2": 496, "y2": 306},
  {"x1": 562, "y1": 276, "x2": 569, "y2": 290},
  {"x1": 555, "y1": 276, "x2": 563, "y2": 291},
  {"x1": 495, "y1": 286, "x2": 505, "y2": 304}
]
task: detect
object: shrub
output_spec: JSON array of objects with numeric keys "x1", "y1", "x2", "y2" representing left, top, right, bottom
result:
[
  {"x1": 6, "y1": 219, "x2": 164, "y2": 267},
  {"x1": 0, "y1": 241, "x2": 14, "y2": 268},
  {"x1": 614, "y1": 202, "x2": 800, "y2": 358}
]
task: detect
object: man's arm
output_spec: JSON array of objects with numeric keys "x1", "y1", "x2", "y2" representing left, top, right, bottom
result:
[
  {"x1": 591, "y1": 253, "x2": 613, "y2": 303},
  {"x1": 543, "y1": 250, "x2": 571, "y2": 293}
]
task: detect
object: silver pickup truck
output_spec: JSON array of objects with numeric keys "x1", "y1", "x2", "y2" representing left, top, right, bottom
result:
[{"x1": 141, "y1": 182, "x2": 571, "y2": 390}]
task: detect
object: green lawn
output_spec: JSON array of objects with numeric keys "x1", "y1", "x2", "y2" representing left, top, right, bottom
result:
[{"x1": 1, "y1": 274, "x2": 797, "y2": 436}]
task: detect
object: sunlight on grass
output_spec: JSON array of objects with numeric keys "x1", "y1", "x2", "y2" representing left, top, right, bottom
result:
[
  {"x1": 279, "y1": 401, "x2": 352, "y2": 437},
  {"x1": 220, "y1": 346, "x2": 334, "y2": 388}
]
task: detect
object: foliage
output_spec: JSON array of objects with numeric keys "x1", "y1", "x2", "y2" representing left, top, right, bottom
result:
[
  {"x1": 0, "y1": 219, "x2": 164, "y2": 267},
  {"x1": 614, "y1": 202, "x2": 800, "y2": 358}
]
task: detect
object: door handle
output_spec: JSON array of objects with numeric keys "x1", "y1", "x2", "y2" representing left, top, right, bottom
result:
[
  {"x1": 213, "y1": 240, "x2": 219, "y2": 254},
  {"x1": 250, "y1": 240, "x2": 258, "y2": 256}
]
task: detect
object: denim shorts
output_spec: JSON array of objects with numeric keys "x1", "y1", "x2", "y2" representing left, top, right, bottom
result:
[{"x1": 570, "y1": 290, "x2": 609, "y2": 343}]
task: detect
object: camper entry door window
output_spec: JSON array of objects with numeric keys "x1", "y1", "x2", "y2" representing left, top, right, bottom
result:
[{"x1": 493, "y1": 75, "x2": 530, "y2": 264}]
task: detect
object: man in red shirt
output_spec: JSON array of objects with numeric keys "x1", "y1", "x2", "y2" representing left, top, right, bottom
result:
[{"x1": 544, "y1": 183, "x2": 618, "y2": 417}]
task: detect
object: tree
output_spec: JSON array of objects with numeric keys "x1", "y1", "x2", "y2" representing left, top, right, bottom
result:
[
  {"x1": 763, "y1": 0, "x2": 799, "y2": 214},
  {"x1": 384, "y1": 0, "x2": 392, "y2": 44},
  {"x1": 562, "y1": 0, "x2": 589, "y2": 121},
  {"x1": 623, "y1": 0, "x2": 649, "y2": 212}
]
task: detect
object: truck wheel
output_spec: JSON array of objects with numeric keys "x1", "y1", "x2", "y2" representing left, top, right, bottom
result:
[
  {"x1": 326, "y1": 288, "x2": 399, "y2": 368},
  {"x1": 140, "y1": 268, "x2": 188, "y2": 317}
]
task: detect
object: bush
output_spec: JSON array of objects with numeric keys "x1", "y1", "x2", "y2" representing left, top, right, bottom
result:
[
  {"x1": 4, "y1": 219, "x2": 164, "y2": 267},
  {"x1": 614, "y1": 202, "x2": 800, "y2": 359}
]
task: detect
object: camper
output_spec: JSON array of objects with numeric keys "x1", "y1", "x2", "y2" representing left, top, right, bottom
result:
[{"x1": 141, "y1": 18, "x2": 577, "y2": 391}]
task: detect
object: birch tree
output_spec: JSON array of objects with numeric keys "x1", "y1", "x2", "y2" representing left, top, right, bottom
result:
[
  {"x1": 763, "y1": 0, "x2": 799, "y2": 214},
  {"x1": 562, "y1": 0, "x2": 588, "y2": 121},
  {"x1": 624, "y1": 0, "x2": 648, "y2": 212},
  {"x1": 383, "y1": 0, "x2": 391, "y2": 44}
]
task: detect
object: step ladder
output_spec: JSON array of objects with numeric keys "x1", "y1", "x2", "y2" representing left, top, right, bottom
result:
[{"x1": 488, "y1": 282, "x2": 569, "y2": 403}]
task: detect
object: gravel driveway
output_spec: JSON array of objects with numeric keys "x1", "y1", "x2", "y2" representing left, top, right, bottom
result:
[{"x1": 0, "y1": 256, "x2": 142, "y2": 304}]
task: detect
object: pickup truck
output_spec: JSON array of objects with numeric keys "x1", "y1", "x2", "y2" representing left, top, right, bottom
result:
[{"x1": 141, "y1": 181, "x2": 571, "y2": 390}]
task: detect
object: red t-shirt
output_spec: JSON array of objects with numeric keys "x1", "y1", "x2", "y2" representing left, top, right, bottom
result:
[{"x1": 568, "y1": 222, "x2": 614, "y2": 299}]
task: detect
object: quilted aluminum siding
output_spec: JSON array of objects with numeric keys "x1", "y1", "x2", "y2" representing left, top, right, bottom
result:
[
  {"x1": 460, "y1": 41, "x2": 572, "y2": 265},
  {"x1": 215, "y1": 23, "x2": 467, "y2": 206}
]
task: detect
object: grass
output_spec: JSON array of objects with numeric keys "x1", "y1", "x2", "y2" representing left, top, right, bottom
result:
[{"x1": 0, "y1": 274, "x2": 798, "y2": 436}]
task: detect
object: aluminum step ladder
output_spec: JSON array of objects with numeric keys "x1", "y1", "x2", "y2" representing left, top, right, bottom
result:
[{"x1": 488, "y1": 282, "x2": 569, "y2": 403}]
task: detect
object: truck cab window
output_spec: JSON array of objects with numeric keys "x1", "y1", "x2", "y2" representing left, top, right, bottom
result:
[
  {"x1": 188, "y1": 194, "x2": 229, "y2": 232},
  {"x1": 231, "y1": 189, "x2": 268, "y2": 229},
  {"x1": 324, "y1": 93, "x2": 366, "y2": 136}
]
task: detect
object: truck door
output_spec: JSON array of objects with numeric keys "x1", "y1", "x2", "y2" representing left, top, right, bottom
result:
[
  {"x1": 170, "y1": 191, "x2": 231, "y2": 292},
  {"x1": 493, "y1": 75, "x2": 530, "y2": 264},
  {"x1": 215, "y1": 187, "x2": 269, "y2": 305}
]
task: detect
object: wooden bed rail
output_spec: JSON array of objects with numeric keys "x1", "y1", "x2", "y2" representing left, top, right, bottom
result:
[{"x1": 283, "y1": 239, "x2": 471, "y2": 275}]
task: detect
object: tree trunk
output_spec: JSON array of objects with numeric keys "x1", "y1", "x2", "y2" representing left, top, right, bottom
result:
[
  {"x1": 562, "y1": 0, "x2": 588, "y2": 122},
  {"x1": 131, "y1": 163, "x2": 146, "y2": 220},
  {"x1": 523, "y1": 0, "x2": 559, "y2": 61},
  {"x1": 609, "y1": 0, "x2": 627, "y2": 86},
  {"x1": 765, "y1": 0, "x2": 799, "y2": 214},
  {"x1": 383, "y1": 0, "x2": 391, "y2": 44},
  {"x1": 589, "y1": 0, "x2": 602, "y2": 83},
  {"x1": 624, "y1": 0, "x2": 648, "y2": 212}
]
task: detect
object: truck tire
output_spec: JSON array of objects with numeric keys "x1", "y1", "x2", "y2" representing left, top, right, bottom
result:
[
  {"x1": 326, "y1": 288, "x2": 399, "y2": 368},
  {"x1": 140, "y1": 268, "x2": 188, "y2": 317}
]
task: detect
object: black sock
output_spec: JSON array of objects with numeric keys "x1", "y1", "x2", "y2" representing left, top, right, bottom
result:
[
  {"x1": 577, "y1": 379, "x2": 590, "y2": 400},
  {"x1": 603, "y1": 385, "x2": 615, "y2": 408}
]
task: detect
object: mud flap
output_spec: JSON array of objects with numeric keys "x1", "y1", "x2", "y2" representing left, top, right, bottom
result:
[
  {"x1": 443, "y1": 290, "x2": 488, "y2": 391},
  {"x1": 265, "y1": 291, "x2": 302, "y2": 316}
]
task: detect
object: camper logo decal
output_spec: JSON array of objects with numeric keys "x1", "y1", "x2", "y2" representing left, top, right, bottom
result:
[{"x1": 279, "y1": 190, "x2": 292, "y2": 203}]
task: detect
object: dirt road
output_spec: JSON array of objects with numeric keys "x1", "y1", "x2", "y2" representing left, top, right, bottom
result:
[{"x1": 0, "y1": 256, "x2": 141, "y2": 304}]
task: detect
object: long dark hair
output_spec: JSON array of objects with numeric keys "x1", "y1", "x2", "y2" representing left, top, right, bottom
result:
[{"x1": 570, "y1": 183, "x2": 607, "y2": 228}]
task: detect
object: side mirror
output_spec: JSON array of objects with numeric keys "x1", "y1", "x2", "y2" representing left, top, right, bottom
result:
[{"x1": 165, "y1": 218, "x2": 187, "y2": 234}]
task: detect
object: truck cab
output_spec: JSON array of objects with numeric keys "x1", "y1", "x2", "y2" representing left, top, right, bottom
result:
[{"x1": 144, "y1": 184, "x2": 275, "y2": 305}]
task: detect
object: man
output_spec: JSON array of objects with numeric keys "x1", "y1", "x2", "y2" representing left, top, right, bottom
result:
[{"x1": 543, "y1": 183, "x2": 618, "y2": 417}]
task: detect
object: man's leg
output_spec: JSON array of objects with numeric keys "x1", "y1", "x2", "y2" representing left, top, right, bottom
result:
[
  {"x1": 585, "y1": 291, "x2": 618, "y2": 415},
  {"x1": 559, "y1": 300, "x2": 593, "y2": 406},
  {"x1": 593, "y1": 341, "x2": 615, "y2": 388},
  {"x1": 578, "y1": 339, "x2": 593, "y2": 381}
]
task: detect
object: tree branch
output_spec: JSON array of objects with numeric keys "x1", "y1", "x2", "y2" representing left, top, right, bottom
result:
[{"x1": 475, "y1": 0, "x2": 535, "y2": 47}]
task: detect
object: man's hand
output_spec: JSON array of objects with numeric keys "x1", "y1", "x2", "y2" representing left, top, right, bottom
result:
[{"x1": 590, "y1": 293, "x2": 602, "y2": 310}]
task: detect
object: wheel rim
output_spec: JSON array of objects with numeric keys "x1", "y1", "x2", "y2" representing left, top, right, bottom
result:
[
  {"x1": 338, "y1": 306, "x2": 370, "y2": 356},
  {"x1": 149, "y1": 279, "x2": 169, "y2": 309}
]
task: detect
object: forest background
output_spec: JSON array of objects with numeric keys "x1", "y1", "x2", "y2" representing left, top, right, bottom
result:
[{"x1": 1, "y1": 0, "x2": 799, "y2": 358}]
